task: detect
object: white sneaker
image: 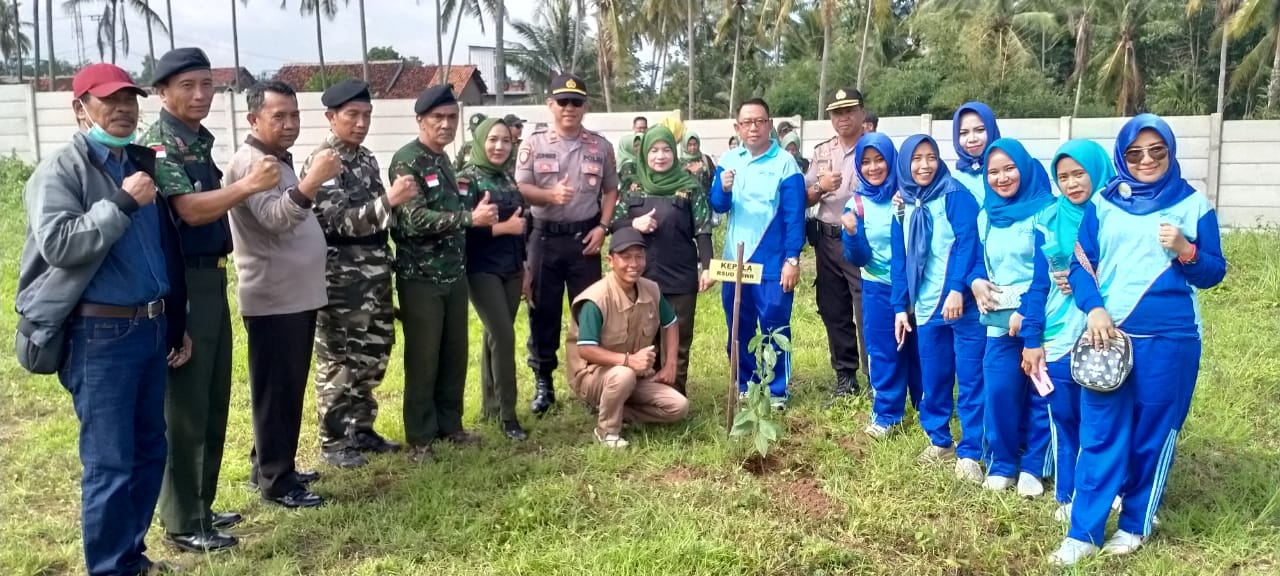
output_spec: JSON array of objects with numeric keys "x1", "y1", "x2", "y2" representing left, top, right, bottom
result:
[
  {"x1": 955, "y1": 458, "x2": 984, "y2": 483},
  {"x1": 864, "y1": 423, "x2": 892, "y2": 439},
  {"x1": 916, "y1": 444, "x2": 956, "y2": 464},
  {"x1": 1054, "y1": 502, "x2": 1073, "y2": 523},
  {"x1": 593, "y1": 428, "x2": 629, "y2": 448},
  {"x1": 770, "y1": 397, "x2": 788, "y2": 411},
  {"x1": 1113, "y1": 495, "x2": 1123, "y2": 511},
  {"x1": 1048, "y1": 537, "x2": 1099, "y2": 566},
  {"x1": 1101, "y1": 529, "x2": 1147, "y2": 556},
  {"x1": 983, "y1": 475, "x2": 1015, "y2": 491},
  {"x1": 1017, "y1": 472, "x2": 1045, "y2": 498}
]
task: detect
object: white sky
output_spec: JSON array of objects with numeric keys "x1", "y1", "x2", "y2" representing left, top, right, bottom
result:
[{"x1": 38, "y1": 0, "x2": 540, "y2": 75}]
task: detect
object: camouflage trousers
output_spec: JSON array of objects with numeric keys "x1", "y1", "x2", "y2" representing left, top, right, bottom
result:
[{"x1": 314, "y1": 256, "x2": 395, "y2": 451}]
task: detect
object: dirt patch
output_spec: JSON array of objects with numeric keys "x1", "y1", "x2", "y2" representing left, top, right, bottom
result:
[
  {"x1": 834, "y1": 434, "x2": 869, "y2": 459},
  {"x1": 742, "y1": 452, "x2": 787, "y2": 476},
  {"x1": 656, "y1": 465, "x2": 701, "y2": 485},
  {"x1": 772, "y1": 476, "x2": 843, "y2": 520}
]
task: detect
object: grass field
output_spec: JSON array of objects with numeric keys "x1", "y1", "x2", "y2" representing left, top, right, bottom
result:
[{"x1": 2, "y1": 155, "x2": 1279, "y2": 576}]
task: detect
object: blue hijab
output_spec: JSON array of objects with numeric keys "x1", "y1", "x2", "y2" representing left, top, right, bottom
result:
[
  {"x1": 897, "y1": 134, "x2": 957, "y2": 304},
  {"x1": 1046, "y1": 140, "x2": 1116, "y2": 263},
  {"x1": 854, "y1": 133, "x2": 898, "y2": 204},
  {"x1": 952, "y1": 102, "x2": 1001, "y2": 175},
  {"x1": 1103, "y1": 113, "x2": 1196, "y2": 215},
  {"x1": 983, "y1": 138, "x2": 1055, "y2": 228}
]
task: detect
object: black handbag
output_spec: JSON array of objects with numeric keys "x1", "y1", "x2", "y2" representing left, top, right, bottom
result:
[{"x1": 15, "y1": 316, "x2": 68, "y2": 375}]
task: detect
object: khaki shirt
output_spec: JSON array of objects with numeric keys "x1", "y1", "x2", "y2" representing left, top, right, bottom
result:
[
  {"x1": 515, "y1": 127, "x2": 618, "y2": 223},
  {"x1": 804, "y1": 136, "x2": 860, "y2": 225}
]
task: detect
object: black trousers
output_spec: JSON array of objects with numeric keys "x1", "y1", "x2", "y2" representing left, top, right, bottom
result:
[
  {"x1": 660, "y1": 293, "x2": 698, "y2": 395},
  {"x1": 526, "y1": 232, "x2": 601, "y2": 376},
  {"x1": 245, "y1": 310, "x2": 317, "y2": 499},
  {"x1": 814, "y1": 232, "x2": 866, "y2": 376}
]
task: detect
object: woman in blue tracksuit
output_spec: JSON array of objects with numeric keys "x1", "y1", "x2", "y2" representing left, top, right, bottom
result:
[
  {"x1": 967, "y1": 138, "x2": 1056, "y2": 497},
  {"x1": 842, "y1": 133, "x2": 923, "y2": 438},
  {"x1": 951, "y1": 102, "x2": 1002, "y2": 209},
  {"x1": 1020, "y1": 139, "x2": 1116, "y2": 522},
  {"x1": 1049, "y1": 114, "x2": 1227, "y2": 566},
  {"x1": 890, "y1": 134, "x2": 986, "y2": 483}
]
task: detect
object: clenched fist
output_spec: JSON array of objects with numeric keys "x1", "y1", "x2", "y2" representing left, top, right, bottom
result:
[
  {"x1": 307, "y1": 149, "x2": 342, "y2": 185},
  {"x1": 245, "y1": 156, "x2": 282, "y2": 193},
  {"x1": 122, "y1": 172, "x2": 156, "y2": 206},
  {"x1": 387, "y1": 174, "x2": 419, "y2": 207},
  {"x1": 721, "y1": 169, "x2": 735, "y2": 192}
]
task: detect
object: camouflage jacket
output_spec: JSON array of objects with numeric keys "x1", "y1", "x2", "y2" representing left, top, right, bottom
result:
[
  {"x1": 388, "y1": 139, "x2": 470, "y2": 284},
  {"x1": 142, "y1": 109, "x2": 232, "y2": 256},
  {"x1": 300, "y1": 132, "x2": 396, "y2": 285}
]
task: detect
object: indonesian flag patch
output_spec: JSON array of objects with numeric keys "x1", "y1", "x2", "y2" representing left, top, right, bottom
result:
[
  {"x1": 425, "y1": 173, "x2": 440, "y2": 188},
  {"x1": 151, "y1": 144, "x2": 166, "y2": 159},
  {"x1": 458, "y1": 178, "x2": 470, "y2": 196}
]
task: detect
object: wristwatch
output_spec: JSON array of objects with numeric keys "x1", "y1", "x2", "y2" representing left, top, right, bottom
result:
[{"x1": 785, "y1": 257, "x2": 800, "y2": 267}]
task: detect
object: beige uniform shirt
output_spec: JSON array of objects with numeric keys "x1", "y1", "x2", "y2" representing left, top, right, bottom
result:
[
  {"x1": 804, "y1": 136, "x2": 861, "y2": 225},
  {"x1": 515, "y1": 127, "x2": 619, "y2": 223}
]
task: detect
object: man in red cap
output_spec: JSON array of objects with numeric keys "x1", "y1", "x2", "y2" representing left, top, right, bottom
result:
[{"x1": 15, "y1": 63, "x2": 189, "y2": 576}]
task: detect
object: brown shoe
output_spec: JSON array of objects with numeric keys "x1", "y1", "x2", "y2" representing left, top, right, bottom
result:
[
  {"x1": 444, "y1": 430, "x2": 482, "y2": 446},
  {"x1": 408, "y1": 444, "x2": 434, "y2": 463}
]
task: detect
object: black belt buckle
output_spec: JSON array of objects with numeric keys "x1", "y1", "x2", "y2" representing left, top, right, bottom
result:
[{"x1": 144, "y1": 299, "x2": 166, "y2": 319}]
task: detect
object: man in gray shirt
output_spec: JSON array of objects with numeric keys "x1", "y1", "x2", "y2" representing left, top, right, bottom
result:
[{"x1": 226, "y1": 80, "x2": 340, "y2": 509}]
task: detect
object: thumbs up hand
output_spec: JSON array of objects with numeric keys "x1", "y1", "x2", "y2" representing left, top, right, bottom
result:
[
  {"x1": 493, "y1": 206, "x2": 525, "y2": 236},
  {"x1": 551, "y1": 176, "x2": 574, "y2": 205},
  {"x1": 632, "y1": 208, "x2": 658, "y2": 234},
  {"x1": 471, "y1": 191, "x2": 499, "y2": 227}
]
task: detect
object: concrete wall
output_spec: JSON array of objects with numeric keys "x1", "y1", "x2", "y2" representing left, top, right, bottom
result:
[{"x1": 2, "y1": 85, "x2": 1276, "y2": 228}]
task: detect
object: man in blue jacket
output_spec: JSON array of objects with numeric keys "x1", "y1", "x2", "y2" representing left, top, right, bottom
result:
[
  {"x1": 14, "y1": 63, "x2": 189, "y2": 576},
  {"x1": 711, "y1": 98, "x2": 807, "y2": 410}
]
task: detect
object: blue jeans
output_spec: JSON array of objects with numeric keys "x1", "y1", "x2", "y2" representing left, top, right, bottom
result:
[{"x1": 58, "y1": 315, "x2": 169, "y2": 576}]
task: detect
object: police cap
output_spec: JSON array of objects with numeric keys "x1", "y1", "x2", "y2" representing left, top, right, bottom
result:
[
  {"x1": 151, "y1": 47, "x2": 211, "y2": 87},
  {"x1": 415, "y1": 84, "x2": 457, "y2": 115},
  {"x1": 549, "y1": 73, "x2": 588, "y2": 100},
  {"x1": 321, "y1": 79, "x2": 372, "y2": 109},
  {"x1": 826, "y1": 87, "x2": 864, "y2": 111}
]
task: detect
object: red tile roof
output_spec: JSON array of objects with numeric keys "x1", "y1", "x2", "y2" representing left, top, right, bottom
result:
[
  {"x1": 210, "y1": 67, "x2": 255, "y2": 89},
  {"x1": 34, "y1": 76, "x2": 75, "y2": 92},
  {"x1": 271, "y1": 60, "x2": 485, "y2": 100}
]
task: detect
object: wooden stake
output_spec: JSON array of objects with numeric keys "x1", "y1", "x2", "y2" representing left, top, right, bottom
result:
[{"x1": 726, "y1": 241, "x2": 745, "y2": 435}]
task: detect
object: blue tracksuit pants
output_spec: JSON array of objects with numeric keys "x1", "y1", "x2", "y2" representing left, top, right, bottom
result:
[
  {"x1": 915, "y1": 315, "x2": 986, "y2": 460},
  {"x1": 982, "y1": 335, "x2": 1054, "y2": 479},
  {"x1": 863, "y1": 280, "x2": 923, "y2": 427},
  {"x1": 1047, "y1": 357, "x2": 1081, "y2": 504},
  {"x1": 723, "y1": 281, "x2": 794, "y2": 397},
  {"x1": 1069, "y1": 337, "x2": 1201, "y2": 544}
]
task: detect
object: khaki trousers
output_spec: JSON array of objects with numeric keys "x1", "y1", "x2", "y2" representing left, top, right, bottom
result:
[{"x1": 573, "y1": 365, "x2": 689, "y2": 435}]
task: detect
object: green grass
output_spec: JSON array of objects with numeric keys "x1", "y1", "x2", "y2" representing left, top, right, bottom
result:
[{"x1": 2, "y1": 155, "x2": 1278, "y2": 575}]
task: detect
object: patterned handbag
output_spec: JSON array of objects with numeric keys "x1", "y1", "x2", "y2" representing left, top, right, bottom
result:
[{"x1": 1069, "y1": 242, "x2": 1133, "y2": 393}]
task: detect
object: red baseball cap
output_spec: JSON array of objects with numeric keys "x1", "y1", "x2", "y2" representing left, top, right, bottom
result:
[{"x1": 72, "y1": 63, "x2": 148, "y2": 99}]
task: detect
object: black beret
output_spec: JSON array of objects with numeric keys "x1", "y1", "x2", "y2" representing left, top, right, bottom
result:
[
  {"x1": 503, "y1": 114, "x2": 525, "y2": 127},
  {"x1": 152, "y1": 47, "x2": 211, "y2": 86},
  {"x1": 321, "y1": 79, "x2": 372, "y2": 109},
  {"x1": 414, "y1": 85, "x2": 457, "y2": 115}
]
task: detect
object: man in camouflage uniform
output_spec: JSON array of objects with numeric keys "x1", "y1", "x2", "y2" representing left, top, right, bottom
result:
[
  {"x1": 302, "y1": 79, "x2": 419, "y2": 468},
  {"x1": 503, "y1": 114, "x2": 525, "y2": 177},
  {"x1": 146, "y1": 48, "x2": 281, "y2": 552},
  {"x1": 454, "y1": 112, "x2": 487, "y2": 172},
  {"x1": 390, "y1": 85, "x2": 498, "y2": 462}
]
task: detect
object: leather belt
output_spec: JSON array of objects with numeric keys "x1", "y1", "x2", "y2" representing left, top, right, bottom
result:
[
  {"x1": 809, "y1": 220, "x2": 843, "y2": 239},
  {"x1": 532, "y1": 216, "x2": 599, "y2": 237},
  {"x1": 185, "y1": 256, "x2": 228, "y2": 269},
  {"x1": 75, "y1": 299, "x2": 166, "y2": 320},
  {"x1": 326, "y1": 231, "x2": 389, "y2": 247}
]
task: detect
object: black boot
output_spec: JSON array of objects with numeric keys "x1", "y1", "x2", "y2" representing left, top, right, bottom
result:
[
  {"x1": 530, "y1": 373, "x2": 556, "y2": 416},
  {"x1": 823, "y1": 372, "x2": 859, "y2": 409}
]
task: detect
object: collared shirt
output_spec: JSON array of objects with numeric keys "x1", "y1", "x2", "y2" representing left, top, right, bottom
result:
[
  {"x1": 708, "y1": 142, "x2": 807, "y2": 280},
  {"x1": 805, "y1": 136, "x2": 860, "y2": 224},
  {"x1": 79, "y1": 138, "x2": 170, "y2": 306}
]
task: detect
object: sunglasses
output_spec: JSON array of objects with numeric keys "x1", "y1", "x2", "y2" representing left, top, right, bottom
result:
[
  {"x1": 1123, "y1": 145, "x2": 1168, "y2": 164},
  {"x1": 555, "y1": 98, "x2": 586, "y2": 108}
]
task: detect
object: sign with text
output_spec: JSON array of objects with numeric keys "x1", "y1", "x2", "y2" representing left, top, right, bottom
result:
[{"x1": 709, "y1": 259, "x2": 763, "y2": 284}]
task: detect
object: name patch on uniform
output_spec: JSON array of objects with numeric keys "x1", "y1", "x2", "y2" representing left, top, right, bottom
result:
[
  {"x1": 709, "y1": 260, "x2": 763, "y2": 284},
  {"x1": 425, "y1": 173, "x2": 440, "y2": 188},
  {"x1": 536, "y1": 153, "x2": 557, "y2": 160}
]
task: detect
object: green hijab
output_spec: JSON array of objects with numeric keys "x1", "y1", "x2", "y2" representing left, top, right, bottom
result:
[
  {"x1": 680, "y1": 133, "x2": 702, "y2": 163},
  {"x1": 466, "y1": 117, "x2": 507, "y2": 174},
  {"x1": 617, "y1": 133, "x2": 641, "y2": 167},
  {"x1": 781, "y1": 131, "x2": 804, "y2": 163},
  {"x1": 635, "y1": 126, "x2": 700, "y2": 197}
]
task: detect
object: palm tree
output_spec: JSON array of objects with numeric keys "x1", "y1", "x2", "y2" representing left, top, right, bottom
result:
[
  {"x1": 495, "y1": 0, "x2": 505, "y2": 104},
  {"x1": 714, "y1": 0, "x2": 749, "y2": 115},
  {"x1": 31, "y1": 0, "x2": 37, "y2": 85},
  {"x1": 857, "y1": 0, "x2": 891, "y2": 89},
  {"x1": 643, "y1": 0, "x2": 684, "y2": 93},
  {"x1": 232, "y1": 0, "x2": 243, "y2": 89},
  {"x1": 164, "y1": 0, "x2": 170, "y2": 48},
  {"x1": 818, "y1": 0, "x2": 835, "y2": 117},
  {"x1": 1226, "y1": 0, "x2": 1280, "y2": 111},
  {"x1": 282, "y1": 0, "x2": 349, "y2": 90},
  {"x1": 61, "y1": 0, "x2": 169, "y2": 64},
  {"x1": 1186, "y1": 0, "x2": 1242, "y2": 115},
  {"x1": 508, "y1": 0, "x2": 592, "y2": 92},
  {"x1": 143, "y1": 0, "x2": 153, "y2": 65},
  {"x1": 1094, "y1": 0, "x2": 1153, "y2": 115},
  {"x1": 916, "y1": 0, "x2": 1057, "y2": 82},
  {"x1": 592, "y1": 0, "x2": 636, "y2": 112},
  {"x1": 44, "y1": 0, "x2": 51, "y2": 82},
  {"x1": 0, "y1": 2, "x2": 31, "y2": 76},
  {"x1": 358, "y1": 0, "x2": 367, "y2": 80},
  {"x1": 11, "y1": 0, "x2": 22, "y2": 81},
  {"x1": 441, "y1": 0, "x2": 501, "y2": 87}
]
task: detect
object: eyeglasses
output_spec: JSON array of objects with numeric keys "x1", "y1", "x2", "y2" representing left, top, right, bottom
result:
[
  {"x1": 556, "y1": 98, "x2": 585, "y2": 108},
  {"x1": 1123, "y1": 145, "x2": 1168, "y2": 164},
  {"x1": 736, "y1": 118, "x2": 770, "y2": 129}
]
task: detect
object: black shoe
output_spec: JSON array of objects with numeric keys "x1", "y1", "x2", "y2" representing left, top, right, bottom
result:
[
  {"x1": 823, "y1": 373, "x2": 859, "y2": 409},
  {"x1": 408, "y1": 444, "x2": 434, "y2": 463},
  {"x1": 164, "y1": 531, "x2": 238, "y2": 553},
  {"x1": 321, "y1": 446, "x2": 368, "y2": 468},
  {"x1": 502, "y1": 420, "x2": 528, "y2": 441},
  {"x1": 210, "y1": 512, "x2": 242, "y2": 530},
  {"x1": 265, "y1": 486, "x2": 324, "y2": 509},
  {"x1": 443, "y1": 430, "x2": 482, "y2": 446},
  {"x1": 530, "y1": 373, "x2": 557, "y2": 416},
  {"x1": 248, "y1": 470, "x2": 319, "y2": 491},
  {"x1": 351, "y1": 430, "x2": 401, "y2": 454}
]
